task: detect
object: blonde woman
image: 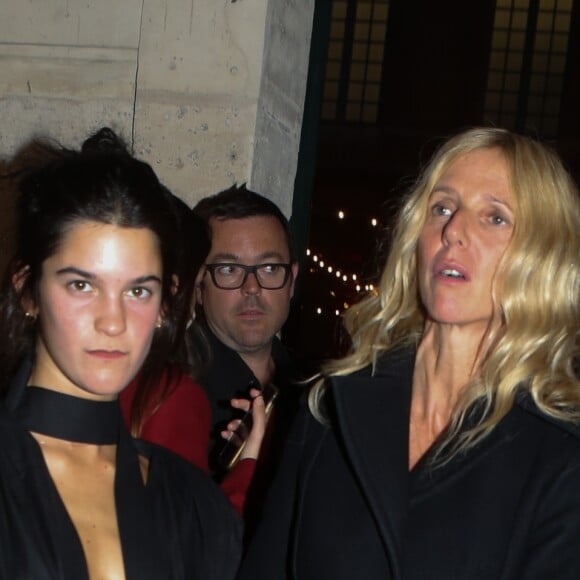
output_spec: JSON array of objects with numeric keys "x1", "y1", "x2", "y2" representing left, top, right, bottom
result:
[{"x1": 238, "y1": 127, "x2": 580, "y2": 580}]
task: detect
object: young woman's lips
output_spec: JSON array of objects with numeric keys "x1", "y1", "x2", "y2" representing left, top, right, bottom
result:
[{"x1": 87, "y1": 350, "x2": 127, "y2": 359}]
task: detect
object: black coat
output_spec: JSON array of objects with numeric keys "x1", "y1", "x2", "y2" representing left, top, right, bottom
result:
[
  {"x1": 191, "y1": 323, "x2": 301, "y2": 470},
  {"x1": 0, "y1": 363, "x2": 242, "y2": 580},
  {"x1": 238, "y1": 349, "x2": 580, "y2": 580}
]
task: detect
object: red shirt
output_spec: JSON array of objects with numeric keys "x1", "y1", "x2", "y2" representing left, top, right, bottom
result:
[{"x1": 119, "y1": 369, "x2": 255, "y2": 515}]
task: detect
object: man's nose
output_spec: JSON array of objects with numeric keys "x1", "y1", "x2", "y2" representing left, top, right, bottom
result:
[{"x1": 241, "y1": 270, "x2": 261, "y2": 295}]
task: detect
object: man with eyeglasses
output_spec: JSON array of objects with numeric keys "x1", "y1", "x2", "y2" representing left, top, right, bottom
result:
[{"x1": 190, "y1": 185, "x2": 302, "y2": 510}]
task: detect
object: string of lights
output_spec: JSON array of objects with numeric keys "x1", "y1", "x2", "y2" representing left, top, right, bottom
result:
[
  {"x1": 303, "y1": 208, "x2": 381, "y2": 317},
  {"x1": 306, "y1": 248, "x2": 375, "y2": 295}
]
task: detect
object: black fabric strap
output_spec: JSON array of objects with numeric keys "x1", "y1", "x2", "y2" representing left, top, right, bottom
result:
[
  {"x1": 15, "y1": 385, "x2": 165, "y2": 578},
  {"x1": 115, "y1": 427, "x2": 167, "y2": 578},
  {"x1": 16, "y1": 386, "x2": 120, "y2": 444}
]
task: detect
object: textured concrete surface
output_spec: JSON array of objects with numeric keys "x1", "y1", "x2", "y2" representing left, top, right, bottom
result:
[{"x1": 0, "y1": 0, "x2": 314, "y2": 213}]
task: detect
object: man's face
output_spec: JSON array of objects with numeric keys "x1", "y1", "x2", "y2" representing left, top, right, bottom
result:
[{"x1": 197, "y1": 215, "x2": 297, "y2": 356}]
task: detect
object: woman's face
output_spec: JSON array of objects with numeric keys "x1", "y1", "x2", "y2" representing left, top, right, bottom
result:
[
  {"x1": 28, "y1": 220, "x2": 163, "y2": 400},
  {"x1": 417, "y1": 148, "x2": 515, "y2": 330}
]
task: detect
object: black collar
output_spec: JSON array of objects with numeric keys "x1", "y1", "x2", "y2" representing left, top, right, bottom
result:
[
  {"x1": 4, "y1": 366, "x2": 167, "y2": 577},
  {"x1": 199, "y1": 319, "x2": 296, "y2": 385},
  {"x1": 16, "y1": 386, "x2": 120, "y2": 444}
]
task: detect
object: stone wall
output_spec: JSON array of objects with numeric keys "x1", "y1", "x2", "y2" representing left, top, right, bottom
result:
[{"x1": 0, "y1": 0, "x2": 315, "y2": 213}]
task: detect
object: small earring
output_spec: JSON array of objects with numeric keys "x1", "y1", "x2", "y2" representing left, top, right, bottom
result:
[
  {"x1": 155, "y1": 320, "x2": 163, "y2": 329},
  {"x1": 24, "y1": 312, "x2": 37, "y2": 321}
]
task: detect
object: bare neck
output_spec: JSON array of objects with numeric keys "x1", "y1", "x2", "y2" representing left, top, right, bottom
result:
[{"x1": 411, "y1": 321, "x2": 486, "y2": 433}]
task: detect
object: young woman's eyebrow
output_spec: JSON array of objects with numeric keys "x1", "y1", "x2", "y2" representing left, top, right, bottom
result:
[
  {"x1": 55, "y1": 266, "x2": 95, "y2": 279},
  {"x1": 55, "y1": 267, "x2": 161, "y2": 285},
  {"x1": 131, "y1": 275, "x2": 162, "y2": 285}
]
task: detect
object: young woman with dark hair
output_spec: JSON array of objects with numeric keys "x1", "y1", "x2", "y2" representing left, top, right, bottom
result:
[{"x1": 0, "y1": 128, "x2": 241, "y2": 579}]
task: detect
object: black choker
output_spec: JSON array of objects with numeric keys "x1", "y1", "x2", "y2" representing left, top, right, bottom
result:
[{"x1": 16, "y1": 386, "x2": 120, "y2": 444}]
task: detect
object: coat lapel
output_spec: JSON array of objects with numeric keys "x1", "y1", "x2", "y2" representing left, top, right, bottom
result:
[{"x1": 330, "y1": 349, "x2": 414, "y2": 580}]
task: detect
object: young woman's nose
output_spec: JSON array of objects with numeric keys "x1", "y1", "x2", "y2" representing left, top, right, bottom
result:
[{"x1": 94, "y1": 295, "x2": 127, "y2": 335}]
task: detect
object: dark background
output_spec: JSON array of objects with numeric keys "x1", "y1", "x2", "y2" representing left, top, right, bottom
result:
[{"x1": 287, "y1": 0, "x2": 580, "y2": 365}]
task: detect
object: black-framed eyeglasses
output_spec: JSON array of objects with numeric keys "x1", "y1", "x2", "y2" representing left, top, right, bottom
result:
[{"x1": 205, "y1": 263, "x2": 292, "y2": 290}]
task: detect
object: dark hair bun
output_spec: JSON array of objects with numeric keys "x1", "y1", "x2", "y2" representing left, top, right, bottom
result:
[{"x1": 81, "y1": 127, "x2": 129, "y2": 155}]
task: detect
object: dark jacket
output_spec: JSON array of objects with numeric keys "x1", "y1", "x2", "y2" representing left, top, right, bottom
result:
[
  {"x1": 0, "y1": 363, "x2": 242, "y2": 580},
  {"x1": 238, "y1": 348, "x2": 580, "y2": 580},
  {"x1": 191, "y1": 322, "x2": 303, "y2": 538},
  {"x1": 192, "y1": 323, "x2": 302, "y2": 473},
  {"x1": 197, "y1": 324, "x2": 298, "y2": 439}
]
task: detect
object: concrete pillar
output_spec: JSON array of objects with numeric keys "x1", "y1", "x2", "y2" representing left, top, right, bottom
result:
[
  {"x1": 251, "y1": 0, "x2": 315, "y2": 217},
  {"x1": 0, "y1": 0, "x2": 315, "y2": 215}
]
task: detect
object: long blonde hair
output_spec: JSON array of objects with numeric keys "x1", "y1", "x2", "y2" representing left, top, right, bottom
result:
[{"x1": 310, "y1": 127, "x2": 580, "y2": 456}]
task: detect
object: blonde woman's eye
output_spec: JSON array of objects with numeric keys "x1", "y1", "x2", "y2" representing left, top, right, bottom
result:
[
  {"x1": 490, "y1": 214, "x2": 508, "y2": 225},
  {"x1": 432, "y1": 203, "x2": 451, "y2": 216}
]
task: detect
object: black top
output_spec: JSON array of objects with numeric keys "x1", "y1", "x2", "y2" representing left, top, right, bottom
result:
[
  {"x1": 0, "y1": 364, "x2": 242, "y2": 580},
  {"x1": 239, "y1": 348, "x2": 580, "y2": 579},
  {"x1": 191, "y1": 322, "x2": 304, "y2": 538},
  {"x1": 197, "y1": 324, "x2": 299, "y2": 430},
  {"x1": 192, "y1": 322, "x2": 302, "y2": 470}
]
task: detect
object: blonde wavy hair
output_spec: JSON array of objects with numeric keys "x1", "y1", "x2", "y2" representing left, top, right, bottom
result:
[{"x1": 310, "y1": 127, "x2": 580, "y2": 457}]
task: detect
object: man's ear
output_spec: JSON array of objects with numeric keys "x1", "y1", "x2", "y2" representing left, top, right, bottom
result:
[
  {"x1": 289, "y1": 262, "x2": 299, "y2": 298},
  {"x1": 195, "y1": 284, "x2": 203, "y2": 306},
  {"x1": 12, "y1": 264, "x2": 37, "y2": 316},
  {"x1": 170, "y1": 274, "x2": 179, "y2": 296}
]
